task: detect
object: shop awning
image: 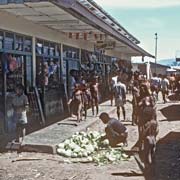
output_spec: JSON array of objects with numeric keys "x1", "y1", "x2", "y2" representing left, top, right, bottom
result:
[{"x1": 0, "y1": 0, "x2": 154, "y2": 58}]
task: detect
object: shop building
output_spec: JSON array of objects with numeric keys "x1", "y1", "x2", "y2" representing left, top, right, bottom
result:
[
  {"x1": 132, "y1": 62, "x2": 170, "y2": 76},
  {"x1": 0, "y1": 0, "x2": 153, "y2": 135}
]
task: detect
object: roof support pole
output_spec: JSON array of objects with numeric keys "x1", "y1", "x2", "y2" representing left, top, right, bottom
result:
[
  {"x1": 32, "y1": 36, "x2": 36, "y2": 87},
  {"x1": 155, "y1": 33, "x2": 158, "y2": 74}
]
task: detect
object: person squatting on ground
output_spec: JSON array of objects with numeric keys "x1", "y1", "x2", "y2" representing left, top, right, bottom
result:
[
  {"x1": 113, "y1": 77, "x2": 126, "y2": 121},
  {"x1": 12, "y1": 84, "x2": 29, "y2": 144},
  {"x1": 99, "y1": 112, "x2": 128, "y2": 147},
  {"x1": 90, "y1": 76, "x2": 99, "y2": 116}
]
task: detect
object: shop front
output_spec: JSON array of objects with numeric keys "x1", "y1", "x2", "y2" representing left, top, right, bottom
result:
[
  {"x1": 62, "y1": 45, "x2": 80, "y2": 98},
  {"x1": 0, "y1": 29, "x2": 33, "y2": 134},
  {"x1": 35, "y1": 39, "x2": 65, "y2": 120},
  {"x1": 0, "y1": 0, "x2": 154, "y2": 136}
]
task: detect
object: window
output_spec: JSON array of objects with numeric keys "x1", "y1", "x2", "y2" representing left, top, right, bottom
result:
[
  {"x1": 0, "y1": 56, "x2": 2, "y2": 92},
  {"x1": 4, "y1": 32, "x2": 14, "y2": 50},
  {"x1": 63, "y1": 45, "x2": 79, "y2": 59},
  {"x1": 49, "y1": 43, "x2": 55, "y2": 56},
  {"x1": 6, "y1": 54, "x2": 24, "y2": 92},
  {"x1": 36, "y1": 39, "x2": 61, "y2": 89},
  {"x1": 24, "y1": 37, "x2": 32, "y2": 52},
  {"x1": 55, "y1": 44, "x2": 60, "y2": 57},
  {"x1": 15, "y1": 35, "x2": 23, "y2": 51},
  {"x1": 36, "y1": 57, "x2": 60, "y2": 88},
  {"x1": 43, "y1": 41, "x2": 49, "y2": 56},
  {"x1": 36, "y1": 39, "x2": 43, "y2": 55},
  {"x1": 25, "y1": 56, "x2": 33, "y2": 89},
  {"x1": 0, "y1": 31, "x2": 3, "y2": 50}
]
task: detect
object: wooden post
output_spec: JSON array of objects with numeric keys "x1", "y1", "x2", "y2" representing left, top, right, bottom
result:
[
  {"x1": 60, "y1": 44, "x2": 63, "y2": 83},
  {"x1": 32, "y1": 36, "x2": 36, "y2": 87},
  {"x1": 79, "y1": 48, "x2": 82, "y2": 65},
  {"x1": 2, "y1": 53, "x2": 7, "y2": 133}
]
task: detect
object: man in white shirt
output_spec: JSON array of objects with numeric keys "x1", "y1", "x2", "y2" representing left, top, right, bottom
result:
[
  {"x1": 161, "y1": 75, "x2": 169, "y2": 103},
  {"x1": 109, "y1": 74, "x2": 118, "y2": 106},
  {"x1": 151, "y1": 73, "x2": 161, "y2": 100}
]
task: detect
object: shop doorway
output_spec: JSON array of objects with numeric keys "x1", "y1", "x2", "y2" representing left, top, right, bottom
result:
[
  {"x1": 1, "y1": 53, "x2": 33, "y2": 133},
  {"x1": 35, "y1": 39, "x2": 64, "y2": 121}
]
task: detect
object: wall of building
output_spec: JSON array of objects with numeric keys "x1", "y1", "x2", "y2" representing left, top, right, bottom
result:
[
  {"x1": 105, "y1": 49, "x2": 131, "y2": 61},
  {"x1": 150, "y1": 64, "x2": 168, "y2": 75},
  {"x1": 136, "y1": 63, "x2": 168, "y2": 75},
  {"x1": 131, "y1": 63, "x2": 139, "y2": 72}
]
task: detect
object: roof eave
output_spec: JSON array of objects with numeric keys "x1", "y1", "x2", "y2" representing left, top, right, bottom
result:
[{"x1": 53, "y1": 0, "x2": 154, "y2": 58}]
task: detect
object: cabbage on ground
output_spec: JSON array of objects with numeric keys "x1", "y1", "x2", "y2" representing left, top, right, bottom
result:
[{"x1": 56, "y1": 131, "x2": 130, "y2": 165}]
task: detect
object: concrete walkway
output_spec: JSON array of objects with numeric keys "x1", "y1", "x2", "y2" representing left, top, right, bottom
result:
[{"x1": 20, "y1": 99, "x2": 117, "y2": 153}]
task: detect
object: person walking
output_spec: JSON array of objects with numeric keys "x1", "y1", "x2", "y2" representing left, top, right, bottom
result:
[
  {"x1": 132, "y1": 80, "x2": 140, "y2": 125},
  {"x1": 150, "y1": 73, "x2": 161, "y2": 101},
  {"x1": 161, "y1": 75, "x2": 170, "y2": 103},
  {"x1": 113, "y1": 77, "x2": 126, "y2": 121}
]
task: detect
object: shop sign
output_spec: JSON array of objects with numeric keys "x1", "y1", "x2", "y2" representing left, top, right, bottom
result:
[{"x1": 95, "y1": 41, "x2": 116, "y2": 50}]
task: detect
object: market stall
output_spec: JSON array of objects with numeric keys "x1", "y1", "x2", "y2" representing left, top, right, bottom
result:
[
  {"x1": 63, "y1": 45, "x2": 80, "y2": 98},
  {"x1": 0, "y1": 29, "x2": 33, "y2": 133},
  {"x1": 36, "y1": 39, "x2": 64, "y2": 119}
]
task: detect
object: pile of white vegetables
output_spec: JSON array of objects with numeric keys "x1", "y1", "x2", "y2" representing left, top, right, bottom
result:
[{"x1": 57, "y1": 131, "x2": 129, "y2": 165}]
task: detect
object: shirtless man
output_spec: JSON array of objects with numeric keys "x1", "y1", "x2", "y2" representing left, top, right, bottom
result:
[
  {"x1": 68, "y1": 84, "x2": 83, "y2": 122},
  {"x1": 138, "y1": 83, "x2": 158, "y2": 167},
  {"x1": 90, "y1": 76, "x2": 99, "y2": 116}
]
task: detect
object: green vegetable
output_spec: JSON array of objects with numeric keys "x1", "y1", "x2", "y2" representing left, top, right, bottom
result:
[{"x1": 56, "y1": 130, "x2": 130, "y2": 164}]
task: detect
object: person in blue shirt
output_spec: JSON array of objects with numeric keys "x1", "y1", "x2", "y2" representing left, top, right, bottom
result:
[{"x1": 99, "y1": 112, "x2": 128, "y2": 147}]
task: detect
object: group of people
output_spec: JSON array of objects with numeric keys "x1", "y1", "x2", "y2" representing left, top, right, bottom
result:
[
  {"x1": 101, "y1": 71, "x2": 180, "y2": 167},
  {"x1": 150, "y1": 73, "x2": 180, "y2": 103},
  {"x1": 68, "y1": 70, "x2": 100, "y2": 122},
  {"x1": 11, "y1": 65, "x2": 180, "y2": 168}
]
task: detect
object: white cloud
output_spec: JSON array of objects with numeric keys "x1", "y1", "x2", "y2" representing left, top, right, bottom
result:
[{"x1": 94, "y1": 0, "x2": 180, "y2": 8}]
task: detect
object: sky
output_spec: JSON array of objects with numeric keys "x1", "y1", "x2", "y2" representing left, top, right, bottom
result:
[{"x1": 95, "y1": 0, "x2": 180, "y2": 61}]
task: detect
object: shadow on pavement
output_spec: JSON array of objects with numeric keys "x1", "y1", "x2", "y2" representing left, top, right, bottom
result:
[
  {"x1": 111, "y1": 171, "x2": 143, "y2": 177},
  {"x1": 160, "y1": 104, "x2": 180, "y2": 121},
  {"x1": 168, "y1": 93, "x2": 180, "y2": 101},
  {"x1": 150, "y1": 131, "x2": 180, "y2": 180},
  {"x1": 129, "y1": 132, "x2": 180, "y2": 180}
]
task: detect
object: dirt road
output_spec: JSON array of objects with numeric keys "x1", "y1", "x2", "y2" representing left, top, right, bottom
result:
[{"x1": 0, "y1": 99, "x2": 180, "y2": 180}]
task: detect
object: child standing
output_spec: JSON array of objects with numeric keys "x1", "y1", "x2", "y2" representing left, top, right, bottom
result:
[
  {"x1": 12, "y1": 84, "x2": 29, "y2": 144},
  {"x1": 68, "y1": 84, "x2": 83, "y2": 123}
]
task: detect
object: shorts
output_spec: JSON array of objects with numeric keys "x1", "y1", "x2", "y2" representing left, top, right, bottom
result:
[
  {"x1": 105, "y1": 127, "x2": 128, "y2": 147},
  {"x1": 115, "y1": 98, "x2": 125, "y2": 107},
  {"x1": 16, "y1": 122, "x2": 27, "y2": 129}
]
